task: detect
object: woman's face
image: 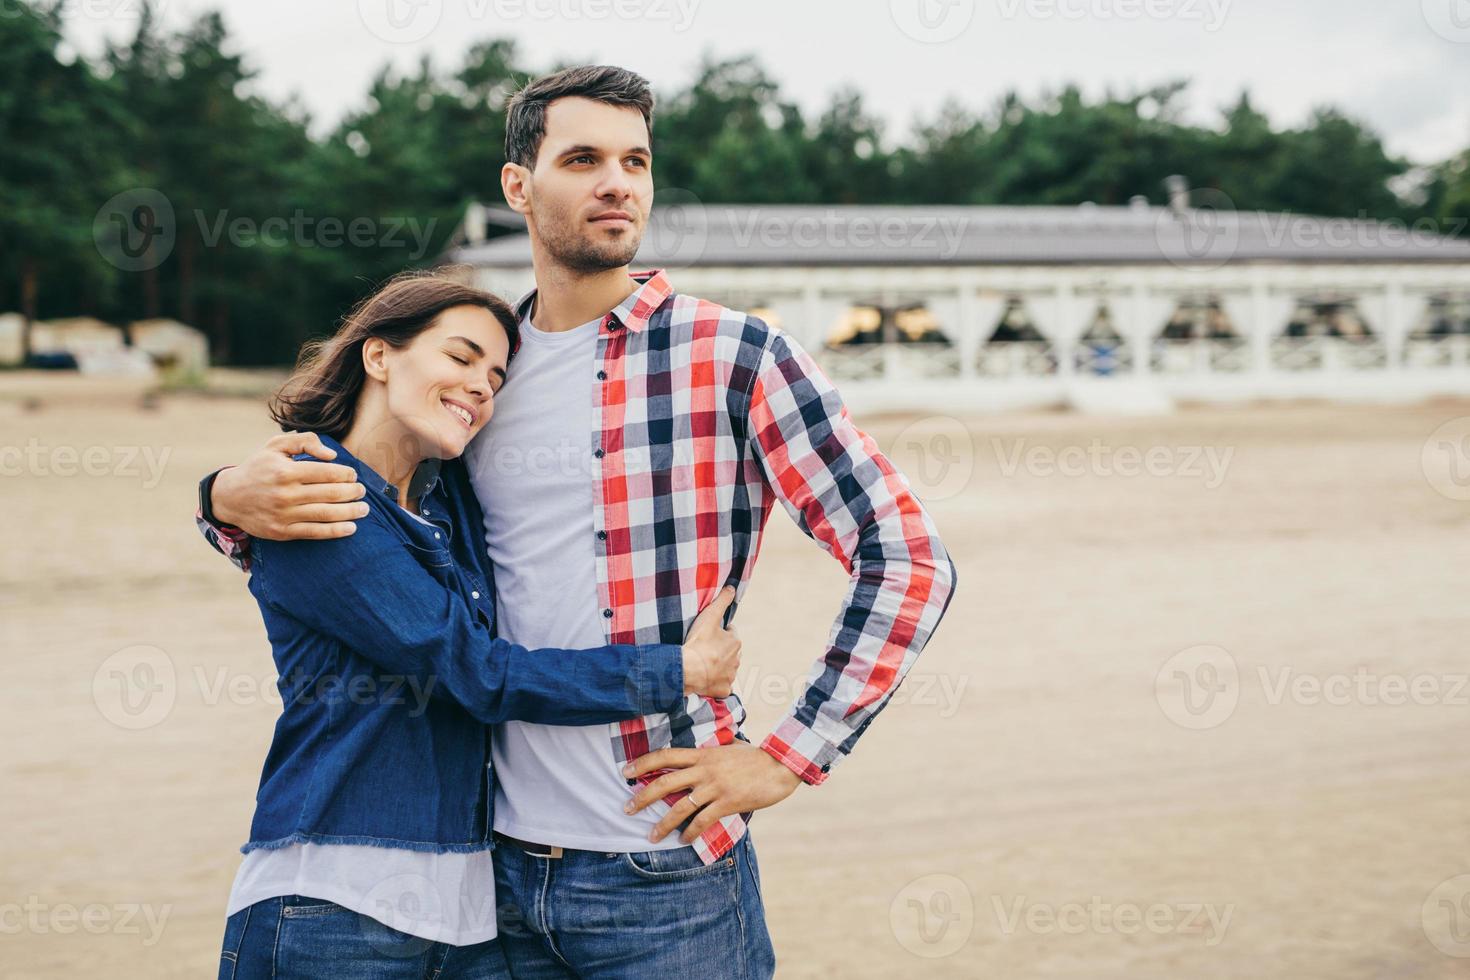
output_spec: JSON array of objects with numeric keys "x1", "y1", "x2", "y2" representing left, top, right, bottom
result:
[{"x1": 378, "y1": 305, "x2": 510, "y2": 460}]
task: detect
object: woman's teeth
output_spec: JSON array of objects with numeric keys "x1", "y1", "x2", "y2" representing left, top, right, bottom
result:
[{"x1": 444, "y1": 401, "x2": 473, "y2": 426}]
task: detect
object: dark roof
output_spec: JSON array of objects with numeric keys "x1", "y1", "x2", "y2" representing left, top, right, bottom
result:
[{"x1": 449, "y1": 204, "x2": 1470, "y2": 268}]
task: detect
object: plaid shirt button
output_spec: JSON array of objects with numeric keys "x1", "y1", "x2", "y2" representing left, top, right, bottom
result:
[{"x1": 602, "y1": 608, "x2": 613, "y2": 619}]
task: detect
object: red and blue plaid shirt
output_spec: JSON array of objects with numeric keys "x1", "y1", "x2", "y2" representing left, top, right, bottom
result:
[{"x1": 200, "y1": 268, "x2": 957, "y2": 864}]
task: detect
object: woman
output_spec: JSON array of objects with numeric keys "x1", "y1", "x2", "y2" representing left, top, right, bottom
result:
[{"x1": 216, "y1": 272, "x2": 740, "y2": 978}]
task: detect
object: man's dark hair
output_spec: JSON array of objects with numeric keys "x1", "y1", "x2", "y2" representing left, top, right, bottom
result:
[{"x1": 504, "y1": 65, "x2": 654, "y2": 169}]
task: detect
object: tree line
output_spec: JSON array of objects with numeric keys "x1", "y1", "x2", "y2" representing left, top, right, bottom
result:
[{"x1": 3, "y1": 0, "x2": 1467, "y2": 365}]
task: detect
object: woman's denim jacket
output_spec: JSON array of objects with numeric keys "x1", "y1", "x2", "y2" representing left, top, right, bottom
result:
[{"x1": 237, "y1": 434, "x2": 684, "y2": 854}]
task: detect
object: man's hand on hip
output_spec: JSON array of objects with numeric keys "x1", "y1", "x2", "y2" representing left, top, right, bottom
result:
[
  {"x1": 623, "y1": 741, "x2": 802, "y2": 845},
  {"x1": 212, "y1": 432, "x2": 367, "y2": 540}
]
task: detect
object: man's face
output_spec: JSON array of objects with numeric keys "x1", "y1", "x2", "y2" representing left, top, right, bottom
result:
[{"x1": 522, "y1": 97, "x2": 653, "y2": 273}]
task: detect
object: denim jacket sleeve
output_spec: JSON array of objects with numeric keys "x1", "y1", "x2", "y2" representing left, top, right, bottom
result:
[{"x1": 248, "y1": 510, "x2": 685, "y2": 725}]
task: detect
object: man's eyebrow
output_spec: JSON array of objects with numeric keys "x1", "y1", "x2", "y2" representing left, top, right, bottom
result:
[
  {"x1": 558, "y1": 144, "x2": 651, "y2": 159},
  {"x1": 446, "y1": 336, "x2": 485, "y2": 356}
]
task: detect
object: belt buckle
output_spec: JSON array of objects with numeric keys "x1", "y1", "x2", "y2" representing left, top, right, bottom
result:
[{"x1": 540, "y1": 844, "x2": 565, "y2": 859}]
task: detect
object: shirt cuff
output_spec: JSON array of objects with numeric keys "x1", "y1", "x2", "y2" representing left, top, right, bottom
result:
[
  {"x1": 631, "y1": 643, "x2": 685, "y2": 715},
  {"x1": 759, "y1": 715, "x2": 844, "y2": 786}
]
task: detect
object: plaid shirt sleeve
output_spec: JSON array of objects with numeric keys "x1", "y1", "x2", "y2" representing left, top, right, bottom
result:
[
  {"x1": 746, "y1": 328, "x2": 958, "y2": 786},
  {"x1": 195, "y1": 469, "x2": 252, "y2": 573}
]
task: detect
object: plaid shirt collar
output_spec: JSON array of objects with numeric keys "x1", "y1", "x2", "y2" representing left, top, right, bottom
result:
[{"x1": 511, "y1": 269, "x2": 673, "y2": 348}]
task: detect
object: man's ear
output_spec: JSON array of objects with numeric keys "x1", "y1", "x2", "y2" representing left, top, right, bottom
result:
[
  {"x1": 362, "y1": 337, "x2": 390, "y2": 383},
  {"x1": 501, "y1": 162, "x2": 531, "y2": 215}
]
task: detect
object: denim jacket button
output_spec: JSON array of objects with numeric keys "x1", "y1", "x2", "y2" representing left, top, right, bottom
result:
[{"x1": 472, "y1": 591, "x2": 480, "y2": 599}]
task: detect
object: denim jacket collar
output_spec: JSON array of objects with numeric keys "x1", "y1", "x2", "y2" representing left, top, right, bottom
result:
[{"x1": 317, "y1": 433, "x2": 445, "y2": 505}]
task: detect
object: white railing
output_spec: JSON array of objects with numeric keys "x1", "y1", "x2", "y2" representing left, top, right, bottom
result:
[
  {"x1": 1075, "y1": 341, "x2": 1133, "y2": 376},
  {"x1": 820, "y1": 335, "x2": 1469, "y2": 383},
  {"x1": 819, "y1": 345, "x2": 887, "y2": 381},
  {"x1": 976, "y1": 341, "x2": 1057, "y2": 377},
  {"x1": 1403, "y1": 335, "x2": 1470, "y2": 370},
  {"x1": 894, "y1": 343, "x2": 962, "y2": 379},
  {"x1": 1150, "y1": 338, "x2": 1251, "y2": 375},
  {"x1": 1271, "y1": 337, "x2": 1387, "y2": 372}
]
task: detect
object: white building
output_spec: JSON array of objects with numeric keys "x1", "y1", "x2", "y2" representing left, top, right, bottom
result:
[{"x1": 449, "y1": 193, "x2": 1470, "y2": 413}]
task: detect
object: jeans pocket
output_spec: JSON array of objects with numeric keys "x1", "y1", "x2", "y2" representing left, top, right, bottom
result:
[
  {"x1": 622, "y1": 845, "x2": 736, "y2": 881},
  {"x1": 739, "y1": 835, "x2": 765, "y2": 908},
  {"x1": 279, "y1": 895, "x2": 349, "y2": 918}
]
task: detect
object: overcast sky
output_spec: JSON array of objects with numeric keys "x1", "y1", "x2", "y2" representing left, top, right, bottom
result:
[{"x1": 62, "y1": 0, "x2": 1470, "y2": 167}]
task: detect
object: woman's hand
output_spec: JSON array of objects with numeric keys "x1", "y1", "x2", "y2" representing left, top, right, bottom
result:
[{"x1": 680, "y1": 586, "x2": 741, "y2": 697}]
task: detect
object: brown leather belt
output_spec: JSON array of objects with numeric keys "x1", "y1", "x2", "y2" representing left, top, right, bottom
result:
[{"x1": 493, "y1": 830, "x2": 565, "y2": 859}]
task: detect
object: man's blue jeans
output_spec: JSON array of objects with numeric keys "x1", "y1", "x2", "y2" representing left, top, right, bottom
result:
[
  {"x1": 493, "y1": 833, "x2": 775, "y2": 978},
  {"x1": 218, "y1": 894, "x2": 511, "y2": 979}
]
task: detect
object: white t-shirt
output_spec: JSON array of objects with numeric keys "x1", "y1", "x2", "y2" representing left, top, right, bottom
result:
[{"x1": 465, "y1": 311, "x2": 684, "y2": 853}]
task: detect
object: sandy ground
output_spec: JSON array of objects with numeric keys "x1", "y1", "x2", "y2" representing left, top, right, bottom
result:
[{"x1": 3, "y1": 373, "x2": 1470, "y2": 978}]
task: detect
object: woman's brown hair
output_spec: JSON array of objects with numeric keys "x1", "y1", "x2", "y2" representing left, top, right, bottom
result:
[{"x1": 270, "y1": 270, "x2": 520, "y2": 439}]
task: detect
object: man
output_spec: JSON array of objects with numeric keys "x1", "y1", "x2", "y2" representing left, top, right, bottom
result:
[{"x1": 198, "y1": 65, "x2": 956, "y2": 976}]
